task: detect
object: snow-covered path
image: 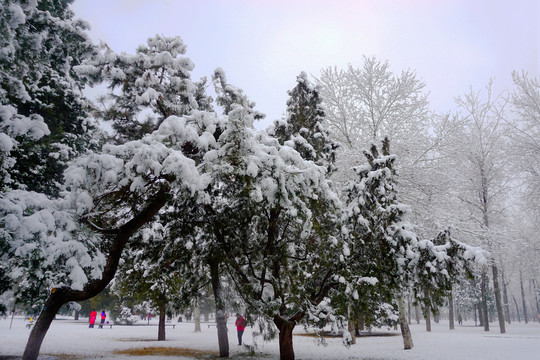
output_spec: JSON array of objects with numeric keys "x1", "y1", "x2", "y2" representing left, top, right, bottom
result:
[{"x1": 1, "y1": 316, "x2": 539, "y2": 359}]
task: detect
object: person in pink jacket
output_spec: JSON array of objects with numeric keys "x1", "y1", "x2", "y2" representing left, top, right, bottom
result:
[
  {"x1": 89, "y1": 309, "x2": 97, "y2": 328},
  {"x1": 235, "y1": 313, "x2": 245, "y2": 345}
]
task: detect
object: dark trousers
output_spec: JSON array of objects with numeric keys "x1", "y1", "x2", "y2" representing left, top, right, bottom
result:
[
  {"x1": 99, "y1": 319, "x2": 105, "y2": 328},
  {"x1": 237, "y1": 329, "x2": 244, "y2": 345}
]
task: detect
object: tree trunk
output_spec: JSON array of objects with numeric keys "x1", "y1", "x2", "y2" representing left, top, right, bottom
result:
[
  {"x1": 520, "y1": 271, "x2": 528, "y2": 324},
  {"x1": 22, "y1": 189, "x2": 169, "y2": 360},
  {"x1": 22, "y1": 291, "x2": 65, "y2": 360},
  {"x1": 398, "y1": 296, "x2": 413, "y2": 349},
  {"x1": 407, "y1": 294, "x2": 412, "y2": 325},
  {"x1": 475, "y1": 303, "x2": 479, "y2": 326},
  {"x1": 274, "y1": 314, "x2": 300, "y2": 360},
  {"x1": 448, "y1": 292, "x2": 455, "y2": 330},
  {"x1": 425, "y1": 306, "x2": 431, "y2": 332},
  {"x1": 502, "y1": 272, "x2": 511, "y2": 324},
  {"x1": 513, "y1": 296, "x2": 521, "y2": 322},
  {"x1": 74, "y1": 310, "x2": 79, "y2": 321},
  {"x1": 415, "y1": 304, "x2": 420, "y2": 324},
  {"x1": 491, "y1": 264, "x2": 506, "y2": 333},
  {"x1": 356, "y1": 312, "x2": 365, "y2": 333},
  {"x1": 158, "y1": 295, "x2": 166, "y2": 341},
  {"x1": 194, "y1": 299, "x2": 201, "y2": 332},
  {"x1": 347, "y1": 306, "x2": 356, "y2": 345},
  {"x1": 535, "y1": 280, "x2": 540, "y2": 321},
  {"x1": 481, "y1": 268, "x2": 490, "y2": 331},
  {"x1": 209, "y1": 258, "x2": 229, "y2": 358}
]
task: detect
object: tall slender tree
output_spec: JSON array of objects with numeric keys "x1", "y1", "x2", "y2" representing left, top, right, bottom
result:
[{"x1": 452, "y1": 81, "x2": 510, "y2": 333}]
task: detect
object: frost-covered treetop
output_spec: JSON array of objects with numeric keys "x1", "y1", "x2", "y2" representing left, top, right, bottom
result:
[
  {"x1": 205, "y1": 104, "x2": 335, "y2": 211},
  {"x1": 75, "y1": 34, "x2": 199, "y2": 136},
  {"x1": 270, "y1": 70, "x2": 338, "y2": 174}
]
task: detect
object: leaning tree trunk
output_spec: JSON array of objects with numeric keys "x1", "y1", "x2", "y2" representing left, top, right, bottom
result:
[
  {"x1": 448, "y1": 292, "x2": 455, "y2": 330},
  {"x1": 158, "y1": 294, "x2": 166, "y2": 341},
  {"x1": 23, "y1": 290, "x2": 66, "y2": 360},
  {"x1": 398, "y1": 296, "x2": 413, "y2": 349},
  {"x1": 209, "y1": 258, "x2": 229, "y2": 358},
  {"x1": 274, "y1": 313, "x2": 303, "y2": 360},
  {"x1": 491, "y1": 264, "x2": 506, "y2": 333},
  {"x1": 22, "y1": 189, "x2": 169, "y2": 360}
]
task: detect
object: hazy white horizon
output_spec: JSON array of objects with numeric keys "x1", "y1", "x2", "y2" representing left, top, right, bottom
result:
[{"x1": 72, "y1": 0, "x2": 539, "y2": 129}]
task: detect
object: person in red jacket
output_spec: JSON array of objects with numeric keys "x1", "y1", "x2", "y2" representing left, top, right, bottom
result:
[
  {"x1": 99, "y1": 310, "x2": 106, "y2": 328},
  {"x1": 89, "y1": 309, "x2": 97, "y2": 328},
  {"x1": 235, "y1": 313, "x2": 245, "y2": 345}
]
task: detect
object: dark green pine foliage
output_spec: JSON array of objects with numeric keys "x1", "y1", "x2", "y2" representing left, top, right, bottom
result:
[
  {"x1": 272, "y1": 71, "x2": 338, "y2": 174},
  {"x1": 412, "y1": 228, "x2": 479, "y2": 318},
  {"x1": 341, "y1": 138, "x2": 415, "y2": 327},
  {"x1": 0, "y1": 0, "x2": 98, "y2": 197}
]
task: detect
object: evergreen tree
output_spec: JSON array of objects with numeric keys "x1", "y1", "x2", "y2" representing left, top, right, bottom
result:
[
  {"x1": 194, "y1": 98, "x2": 342, "y2": 359},
  {"x1": 341, "y1": 138, "x2": 486, "y2": 348},
  {"x1": 271, "y1": 71, "x2": 338, "y2": 174},
  {"x1": 212, "y1": 67, "x2": 265, "y2": 121},
  {"x1": 77, "y1": 34, "x2": 210, "y2": 143},
  {"x1": 341, "y1": 138, "x2": 415, "y2": 342},
  {"x1": 0, "y1": 0, "x2": 98, "y2": 196},
  {"x1": 112, "y1": 222, "x2": 185, "y2": 340},
  {"x1": 0, "y1": 0, "x2": 100, "y2": 318}
]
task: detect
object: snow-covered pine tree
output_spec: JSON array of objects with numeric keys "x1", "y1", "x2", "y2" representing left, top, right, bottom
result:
[
  {"x1": 76, "y1": 34, "x2": 211, "y2": 143},
  {"x1": 196, "y1": 96, "x2": 342, "y2": 359},
  {"x1": 411, "y1": 229, "x2": 487, "y2": 331},
  {"x1": 77, "y1": 37, "x2": 220, "y2": 344},
  {"x1": 0, "y1": 0, "x2": 98, "y2": 196},
  {"x1": 270, "y1": 71, "x2": 338, "y2": 174},
  {"x1": 0, "y1": 0, "x2": 100, "y2": 318},
  {"x1": 341, "y1": 138, "x2": 487, "y2": 349},
  {"x1": 4, "y1": 105, "x2": 217, "y2": 360},
  {"x1": 341, "y1": 138, "x2": 416, "y2": 347}
]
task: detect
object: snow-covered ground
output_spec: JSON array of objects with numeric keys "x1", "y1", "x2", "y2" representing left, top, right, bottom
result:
[{"x1": 1, "y1": 316, "x2": 539, "y2": 359}]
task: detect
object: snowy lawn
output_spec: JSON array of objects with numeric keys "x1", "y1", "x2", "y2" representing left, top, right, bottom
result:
[{"x1": 1, "y1": 316, "x2": 539, "y2": 359}]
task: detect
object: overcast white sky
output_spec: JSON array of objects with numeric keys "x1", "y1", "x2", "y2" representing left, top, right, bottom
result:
[{"x1": 71, "y1": 0, "x2": 539, "y2": 129}]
